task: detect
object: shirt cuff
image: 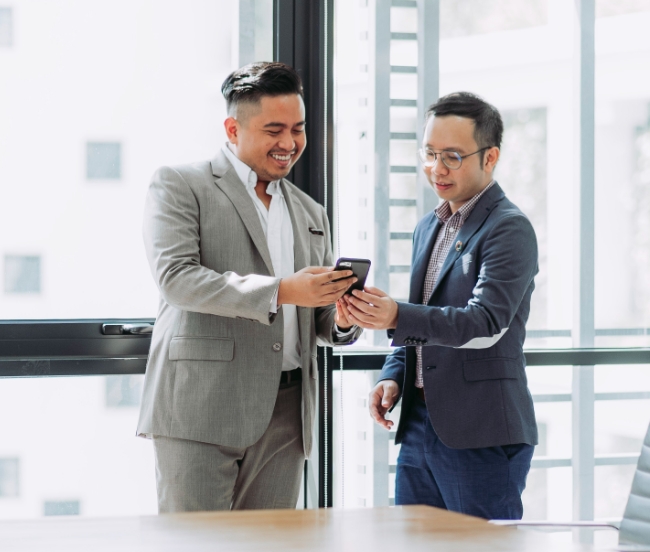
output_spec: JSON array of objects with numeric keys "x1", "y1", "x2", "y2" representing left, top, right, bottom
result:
[
  {"x1": 270, "y1": 287, "x2": 279, "y2": 314},
  {"x1": 334, "y1": 324, "x2": 358, "y2": 338}
]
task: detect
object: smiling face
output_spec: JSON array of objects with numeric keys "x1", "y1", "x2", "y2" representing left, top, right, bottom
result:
[
  {"x1": 422, "y1": 114, "x2": 499, "y2": 213},
  {"x1": 224, "y1": 94, "x2": 306, "y2": 183}
]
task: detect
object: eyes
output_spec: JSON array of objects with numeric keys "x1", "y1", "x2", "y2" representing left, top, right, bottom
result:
[{"x1": 266, "y1": 126, "x2": 305, "y2": 137}]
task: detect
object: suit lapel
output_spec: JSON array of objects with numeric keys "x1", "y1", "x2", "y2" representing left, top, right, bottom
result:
[
  {"x1": 211, "y1": 152, "x2": 275, "y2": 277},
  {"x1": 410, "y1": 216, "x2": 441, "y2": 303},
  {"x1": 281, "y1": 179, "x2": 309, "y2": 273},
  {"x1": 428, "y1": 183, "x2": 505, "y2": 303}
]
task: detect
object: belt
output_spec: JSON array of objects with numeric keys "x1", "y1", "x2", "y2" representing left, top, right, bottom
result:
[
  {"x1": 280, "y1": 367, "x2": 302, "y2": 386},
  {"x1": 416, "y1": 387, "x2": 425, "y2": 402}
]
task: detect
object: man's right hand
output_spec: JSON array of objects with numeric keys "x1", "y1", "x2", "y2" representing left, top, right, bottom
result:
[
  {"x1": 277, "y1": 266, "x2": 356, "y2": 308},
  {"x1": 369, "y1": 380, "x2": 400, "y2": 430}
]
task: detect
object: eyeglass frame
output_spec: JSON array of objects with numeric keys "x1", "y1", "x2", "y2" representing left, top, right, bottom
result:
[{"x1": 417, "y1": 146, "x2": 493, "y2": 170}]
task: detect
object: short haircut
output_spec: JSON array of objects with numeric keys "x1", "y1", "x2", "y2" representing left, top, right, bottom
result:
[
  {"x1": 221, "y1": 62, "x2": 304, "y2": 117},
  {"x1": 426, "y1": 92, "x2": 504, "y2": 157}
]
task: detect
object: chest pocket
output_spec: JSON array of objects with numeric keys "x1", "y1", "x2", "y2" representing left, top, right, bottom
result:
[{"x1": 309, "y1": 234, "x2": 326, "y2": 264}]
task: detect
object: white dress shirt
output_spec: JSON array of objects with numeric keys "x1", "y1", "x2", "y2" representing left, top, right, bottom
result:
[{"x1": 222, "y1": 144, "x2": 302, "y2": 372}]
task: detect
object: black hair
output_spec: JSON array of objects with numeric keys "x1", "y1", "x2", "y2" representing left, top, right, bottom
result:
[
  {"x1": 221, "y1": 62, "x2": 304, "y2": 115},
  {"x1": 426, "y1": 92, "x2": 503, "y2": 167}
]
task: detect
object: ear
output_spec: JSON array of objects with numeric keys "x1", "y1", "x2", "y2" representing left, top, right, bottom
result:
[
  {"x1": 483, "y1": 146, "x2": 500, "y2": 173},
  {"x1": 224, "y1": 117, "x2": 239, "y2": 144}
]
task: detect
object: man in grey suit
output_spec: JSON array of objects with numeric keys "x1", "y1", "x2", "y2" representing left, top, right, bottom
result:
[
  {"x1": 342, "y1": 92, "x2": 538, "y2": 519},
  {"x1": 137, "y1": 62, "x2": 362, "y2": 512}
]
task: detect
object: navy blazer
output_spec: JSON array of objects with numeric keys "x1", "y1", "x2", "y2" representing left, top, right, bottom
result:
[{"x1": 379, "y1": 183, "x2": 538, "y2": 449}]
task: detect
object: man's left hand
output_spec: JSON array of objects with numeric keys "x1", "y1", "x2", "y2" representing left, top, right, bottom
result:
[{"x1": 343, "y1": 286, "x2": 399, "y2": 330}]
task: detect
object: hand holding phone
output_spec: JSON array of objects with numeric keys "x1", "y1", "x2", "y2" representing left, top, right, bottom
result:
[{"x1": 333, "y1": 257, "x2": 371, "y2": 295}]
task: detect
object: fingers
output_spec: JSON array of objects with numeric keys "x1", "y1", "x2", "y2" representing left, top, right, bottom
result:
[
  {"x1": 363, "y1": 286, "x2": 388, "y2": 297},
  {"x1": 344, "y1": 299, "x2": 381, "y2": 328},
  {"x1": 346, "y1": 294, "x2": 377, "y2": 315},
  {"x1": 302, "y1": 266, "x2": 337, "y2": 275},
  {"x1": 335, "y1": 299, "x2": 353, "y2": 328},
  {"x1": 350, "y1": 288, "x2": 381, "y2": 304},
  {"x1": 369, "y1": 385, "x2": 395, "y2": 430},
  {"x1": 381, "y1": 385, "x2": 395, "y2": 409},
  {"x1": 326, "y1": 269, "x2": 353, "y2": 282},
  {"x1": 322, "y1": 278, "x2": 356, "y2": 298}
]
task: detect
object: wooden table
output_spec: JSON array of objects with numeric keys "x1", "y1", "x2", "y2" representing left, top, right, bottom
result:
[{"x1": 0, "y1": 506, "x2": 604, "y2": 551}]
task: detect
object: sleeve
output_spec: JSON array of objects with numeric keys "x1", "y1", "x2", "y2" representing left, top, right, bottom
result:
[
  {"x1": 377, "y1": 346, "x2": 406, "y2": 392},
  {"x1": 143, "y1": 166, "x2": 281, "y2": 325},
  {"x1": 391, "y1": 214, "x2": 538, "y2": 348}
]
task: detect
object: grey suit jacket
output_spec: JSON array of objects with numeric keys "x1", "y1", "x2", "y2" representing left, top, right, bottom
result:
[
  {"x1": 379, "y1": 183, "x2": 538, "y2": 449},
  {"x1": 137, "y1": 150, "x2": 361, "y2": 456}
]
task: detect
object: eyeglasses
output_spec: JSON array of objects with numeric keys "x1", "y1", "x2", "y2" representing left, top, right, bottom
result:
[{"x1": 417, "y1": 147, "x2": 492, "y2": 170}]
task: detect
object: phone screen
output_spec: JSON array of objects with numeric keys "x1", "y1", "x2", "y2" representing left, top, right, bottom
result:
[{"x1": 334, "y1": 257, "x2": 371, "y2": 295}]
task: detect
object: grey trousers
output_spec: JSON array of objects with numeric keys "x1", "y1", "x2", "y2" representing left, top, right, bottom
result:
[{"x1": 152, "y1": 381, "x2": 304, "y2": 512}]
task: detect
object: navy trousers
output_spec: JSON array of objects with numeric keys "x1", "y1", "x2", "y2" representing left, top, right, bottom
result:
[{"x1": 395, "y1": 397, "x2": 534, "y2": 520}]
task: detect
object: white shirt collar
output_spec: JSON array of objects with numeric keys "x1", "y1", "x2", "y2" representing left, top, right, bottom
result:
[{"x1": 221, "y1": 143, "x2": 283, "y2": 196}]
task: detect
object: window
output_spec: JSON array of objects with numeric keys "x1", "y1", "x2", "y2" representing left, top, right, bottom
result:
[
  {"x1": 105, "y1": 375, "x2": 143, "y2": 408},
  {"x1": 594, "y1": 2, "x2": 650, "y2": 345},
  {"x1": 4, "y1": 255, "x2": 41, "y2": 294},
  {"x1": 0, "y1": 7, "x2": 12, "y2": 47},
  {"x1": 331, "y1": 0, "x2": 650, "y2": 525},
  {"x1": 86, "y1": 142, "x2": 122, "y2": 180},
  {"x1": 0, "y1": 0, "x2": 272, "y2": 321},
  {"x1": 0, "y1": 458, "x2": 19, "y2": 497},
  {"x1": 44, "y1": 500, "x2": 80, "y2": 516},
  {"x1": 0, "y1": 0, "x2": 274, "y2": 520}
]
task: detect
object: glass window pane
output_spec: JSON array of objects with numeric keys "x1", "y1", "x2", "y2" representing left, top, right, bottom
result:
[
  {"x1": 440, "y1": 0, "x2": 548, "y2": 38},
  {"x1": 332, "y1": 370, "x2": 403, "y2": 508},
  {"x1": 0, "y1": 7, "x2": 12, "y2": 47},
  {"x1": 105, "y1": 375, "x2": 144, "y2": 408},
  {"x1": 4, "y1": 255, "x2": 41, "y2": 294},
  {"x1": 595, "y1": 2, "x2": 650, "y2": 347},
  {"x1": 522, "y1": 467, "x2": 572, "y2": 521},
  {"x1": 595, "y1": 465, "x2": 636, "y2": 520},
  {"x1": 0, "y1": 0, "x2": 273, "y2": 320},
  {"x1": 43, "y1": 500, "x2": 80, "y2": 517},
  {"x1": 597, "y1": 0, "x2": 650, "y2": 18},
  {"x1": 0, "y1": 459, "x2": 19, "y2": 497},
  {"x1": 86, "y1": 142, "x2": 121, "y2": 180},
  {"x1": 0, "y1": 376, "x2": 156, "y2": 519}
]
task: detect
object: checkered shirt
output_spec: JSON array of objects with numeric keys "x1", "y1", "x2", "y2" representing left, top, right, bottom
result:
[{"x1": 415, "y1": 181, "x2": 495, "y2": 388}]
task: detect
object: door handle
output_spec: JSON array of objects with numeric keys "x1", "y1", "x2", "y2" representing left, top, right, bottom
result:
[{"x1": 102, "y1": 323, "x2": 154, "y2": 336}]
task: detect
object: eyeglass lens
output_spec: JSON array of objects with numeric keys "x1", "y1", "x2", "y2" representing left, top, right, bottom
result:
[{"x1": 418, "y1": 150, "x2": 462, "y2": 169}]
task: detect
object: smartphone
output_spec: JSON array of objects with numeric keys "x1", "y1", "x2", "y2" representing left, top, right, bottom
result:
[{"x1": 333, "y1": 257, "x2": 371, "y2": 295}]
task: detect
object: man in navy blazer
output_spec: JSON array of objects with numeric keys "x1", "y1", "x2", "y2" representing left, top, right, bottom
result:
[{"x1": 342, "y1": 92, "x2": 538, "y2": 520}]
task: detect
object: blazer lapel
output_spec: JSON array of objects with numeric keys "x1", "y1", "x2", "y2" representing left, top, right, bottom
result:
[
  {"x1": 410, "y1": 216, "x2": 441, "y2": 303},
  {"x1": 428, "y1": 183, "x2": 505, "y2": 303},
  {"x1": 281, "y1": 179, "x2": 309, "y2": 273},
  {"x1": 211, "y1": 152, "x2": 275, "y2": 277}
]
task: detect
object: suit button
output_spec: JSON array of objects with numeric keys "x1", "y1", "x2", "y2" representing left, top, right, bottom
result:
[
  {"x1": 426, "y1": 366, "x2": 436, "y2": 370},
  {"x1": 272, "y1": 342, "x2": 282, "y2": 352}
]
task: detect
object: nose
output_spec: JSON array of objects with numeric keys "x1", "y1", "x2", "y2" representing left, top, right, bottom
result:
[
  {"x1": 431, "y1": 156, "x2": 448, "y2": 176},
  {"x1": 277, "y1": 131, "x2": 296, "y2": 152}
]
